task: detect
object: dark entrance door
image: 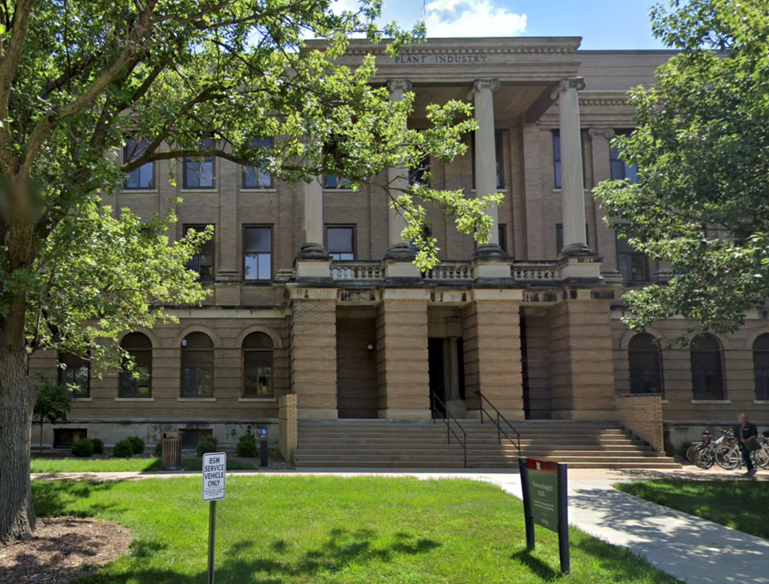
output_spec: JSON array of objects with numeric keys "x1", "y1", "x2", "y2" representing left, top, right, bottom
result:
[{"x1": 428, "y1": 338, "x2": 446, "y2": 418}]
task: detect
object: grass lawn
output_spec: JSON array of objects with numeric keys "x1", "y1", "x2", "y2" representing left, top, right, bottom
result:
[
  {"x1": 31, "y1": 477, "x2": 680, "y2": 584},
  {"x1": 616, "y1": 480, "x2": 769, "y2": 540},
  {"x1": 30, "y1": 457, "x2": 258, "y2": 473}
]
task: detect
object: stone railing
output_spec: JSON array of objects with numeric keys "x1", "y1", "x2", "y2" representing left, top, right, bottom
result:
[
  {"x1": 616, "y1": 393, "x2": 664, "y2": 452},
  {"x1": 421, "y1": 262, "x2": 472, "y2": 282},
  {"x1": 512, "y1": 261, "x2": 559, "y2": 282},
  {"x1": 330, "y1": 261, "x2": 383, "y2": 281}
]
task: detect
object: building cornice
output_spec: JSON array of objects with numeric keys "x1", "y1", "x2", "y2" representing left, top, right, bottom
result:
[{"x1": 310, "y1": 37, "x2": 584, "y2": 57}]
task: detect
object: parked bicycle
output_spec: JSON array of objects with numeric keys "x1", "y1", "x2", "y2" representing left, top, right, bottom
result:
[{"x1": 713, "y1": 429, "x2": 769, "y2": 471}]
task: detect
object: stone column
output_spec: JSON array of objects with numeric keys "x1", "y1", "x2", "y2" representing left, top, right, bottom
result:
[
  {"x1": 547, "y1": 293, "x2": 616, "y2": 420},
  {"x1": 554, "y1": 77, "x2": 590, "y2": 256},
  {"x1": 375, "y1": 290, "x2": 431, "y2": 419},
  {"x1": 469, "y1": 78, "x2": 503, "y2": 254},
  {"x1": 385, "y1": 79, "x2": 416, "y2": 264},
  {"x1": 588, "y1": 128, "x2": 619, "y2": 273},
  {"x1": 289, "y1": 289, "x2": 338, "y2": 419},
  {"x1": 462, "y1": 291, "x2": 525, "y2": 420},
  {"x1": 294, "y1": 176, "x2": 331, "y2": 281},
  {"x1": 298, "y1": 176, "x2": 326, "y2": 258}
]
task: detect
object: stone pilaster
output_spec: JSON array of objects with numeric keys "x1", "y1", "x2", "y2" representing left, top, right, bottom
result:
[
  {"x1": 289, "y1": 290, "x2": 338, "y2": 419},
  {"x1": 375, "y1": 290, "x2": 431, "y2": 419},
  {"x1": 554, "y1": 77, "x2": 590, "y2": 256},
  {"x1": 462, "y1": 291, "x2": 525, "y2": 420},
  {"x1": 547, "y1": 295, "x2": 616, "y2": 420}
]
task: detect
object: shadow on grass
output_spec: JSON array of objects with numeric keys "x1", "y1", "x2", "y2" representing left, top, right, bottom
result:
[
  {"x1": 32, "y1": 480, "x2": 123, "y2": 518},
  {"x1": 510, "y1": 550, "x2": 562, "y2": 581},
  {"x1": 77, "y1": 527, "x2": 441, "y2": 584}
]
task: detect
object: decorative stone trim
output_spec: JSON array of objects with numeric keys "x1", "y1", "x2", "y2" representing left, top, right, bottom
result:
[{"x1": 386, "y1": 78, "x2": 412, "y2": 93}]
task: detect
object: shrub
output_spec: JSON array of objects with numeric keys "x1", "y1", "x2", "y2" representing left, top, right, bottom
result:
[
  {"x1": 71, "y1": 439, "x2": 94, "y2": 457},
  {"x1": 113, "y1": 439, "x2": 134, "y2": 458},
  {"x1": 90, "y1": 438, "x2": 104, "y2": 455},
  {"x1": 126, "y1": 436, "x2": 145, "y2": 455},
  {"x1": 196, "y1": 435, "x2": 218, "y2": 457},
  {"x1": 154, "y1": 441, "x2": 163, "y2": 457},
  {"x1": 236, "y1": 433, "x2": 258, "y2": 458}
]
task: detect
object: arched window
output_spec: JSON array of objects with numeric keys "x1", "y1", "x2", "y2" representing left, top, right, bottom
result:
[
  {"x1": 628, "y1": 333, "x2": 663, "y2": 395},
  {"x1": 181, "y1": 332, "x2": 214, "y2": 397},
  {"x1": 120, "y1": 333, "x2": 152, "y2": 398},
  {"x1": 753, "y1": 334, "x2": 769, "y2": 401},
  {"x1": 58, "y1": 352, "x2": 90, "y2": 398},
  {"x1": 690, "y1": 334, "x2": 725, "y2": 400},
  {"x1": 242, "y1": 332, "x2": 273, "y2": 397}
]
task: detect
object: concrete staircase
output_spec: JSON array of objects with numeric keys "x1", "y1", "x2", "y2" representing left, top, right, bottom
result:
[{"x1": 294, "y1": 419, "x2": 680, "y2": 470}]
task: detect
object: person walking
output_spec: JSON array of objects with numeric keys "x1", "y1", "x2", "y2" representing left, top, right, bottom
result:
[{"x1": 734, "y1": 414, "x2": 759, "y2": 478}]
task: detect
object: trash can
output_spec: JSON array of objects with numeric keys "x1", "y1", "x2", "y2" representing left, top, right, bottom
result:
[{"x1": 161, "y1": 431, "x2": 182, "y2": 470}]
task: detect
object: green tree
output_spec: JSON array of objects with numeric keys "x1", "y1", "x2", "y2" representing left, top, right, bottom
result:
[
  {"x1": 31, "y1": 373, "x2": 72, "y2": 451},
  {"x1": 595, "y1": 0, "x2": 769, "y2": 337},
  {"x1": 0, "y1": 1, "x2": 496, "y2": 542}
]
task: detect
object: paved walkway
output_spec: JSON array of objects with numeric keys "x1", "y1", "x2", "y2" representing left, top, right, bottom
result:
[{"x1": 31, "y1": 467, "x2": 769, "y2": 583}]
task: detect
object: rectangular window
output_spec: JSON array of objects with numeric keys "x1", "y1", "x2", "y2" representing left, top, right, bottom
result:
[
  {"x1": 555, "y1": 223, "x2": 590, "y2": 256},
  {"x1": 53, "y1": 429, "x2": 88, "y2": 449},
  {"x1": 326, "y1": 226, "x2": 355, "y2": 260},
  {"x1": 243, "y1": 352, "x2": 273, "y2": 397},
  {"x1": 616, "y1": 233, "x2": 649, "y2": 283},
  {"x1": 181, "y1": 352, "x2": 213, "y2": 397},
  {"x1": 242, "y1": 137, "x2": 273, "y2": 189},
  {"x1": 409, "y1": 154, "x2": 430, "y2": 187},
  {"x1": 471, "y1": 130, "x2": 504, "y2": 190},
  {"x1": 553, "y1": 130, "x2": 587, "y2": 189},
  {"x1": 58, "y1": 352, "x2": 90, "y2": 398},
  {"x1": 324, "y1": 174, "x2": 351, "y2": 189},
  {"x1": 123, "y1": 138, "x2": 155, "y2": 190},
  {"x1": 183, "y1": 137, "x2": 216, "y2": 189},
  {"x1": 498, "y1": 224, "x2": 507, "y2": 252},
  {"x1": 244, "y1": 226, "x2": 272, "y2": 281},
  {"x1": 610, "y1": 131, "x2": 638, "y2": 183},
  {"x1": 184, "y1": 225, "x2": 215, "y2": 282},
  {"x1": 181, "y1": 429, "x2": 213, "y2": 449}
]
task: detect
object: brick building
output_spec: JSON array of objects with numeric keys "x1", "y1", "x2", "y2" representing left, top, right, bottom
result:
[{"x1": 31, "y1": 37, "x2": 769, "y2": 460}]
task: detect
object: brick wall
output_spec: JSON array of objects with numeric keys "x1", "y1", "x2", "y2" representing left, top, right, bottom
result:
[
  {"x1": 279, "y1": 394, "x2": 297, "y2": 463},
  {"x1": 289, "y1": 298, "x2": 338, "y2": 419},
  {"x1": 616, "y1": 394, "x2": 664, "y2": 452}
]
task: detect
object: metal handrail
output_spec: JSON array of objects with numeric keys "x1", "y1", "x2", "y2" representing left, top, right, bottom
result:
[
  {"x1": 476, "y1": 391, "x2": 521, "y2": 452},
  {"x1": 430, "y1": 392, "x2": 468, "y2": 468}
]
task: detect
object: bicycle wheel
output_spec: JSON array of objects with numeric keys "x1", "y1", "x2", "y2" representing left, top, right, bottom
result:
[
  {"x1": 686, "y1": 443, "x2": 700, "y2": 465},
  {"x1": 714, "y1": 444, "x2": 741, "y2": 470},
  {"x1": 753, "y1": 447, "x2": 769, "y2": 470},
  {"x1": 694, "y1": 445, "x2": 715, "y2": 469}
]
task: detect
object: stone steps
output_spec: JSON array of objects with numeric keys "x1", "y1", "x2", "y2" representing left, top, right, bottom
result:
[{"x1": 294, "y1": 419, "x2": 680, "y2": 470}]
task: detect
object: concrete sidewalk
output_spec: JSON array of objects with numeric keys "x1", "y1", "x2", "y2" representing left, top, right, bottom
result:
[
  {"x1": 479, "y1": 473, "x2": 769, "y2": 584},
  {"x1": 31, "y1": 467, "x2": 769, "y2": 583}
]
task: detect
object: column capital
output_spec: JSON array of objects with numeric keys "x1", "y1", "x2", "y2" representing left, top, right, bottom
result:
[
  {"x1": 551, "y1": 77, "x2": 586, "y2": 99},
  {"x1": 467, "y1": 78, "x2": 500, "y2": 100},
  {"x1": 386, "y1": 78, "x2": 412, "y2": 94},
  {"x1": 588, "y1": 128, "x2": 616, "y2": 140}
]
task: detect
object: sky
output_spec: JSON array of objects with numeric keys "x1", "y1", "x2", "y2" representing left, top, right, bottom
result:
[{"x1": 334, "y1": 0, "x2": 667, "y2": 50}]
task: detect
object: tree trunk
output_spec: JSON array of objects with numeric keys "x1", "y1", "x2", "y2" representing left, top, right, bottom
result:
[{"x1": 0, "y1": 342, "x2": 36, "y2": 544}]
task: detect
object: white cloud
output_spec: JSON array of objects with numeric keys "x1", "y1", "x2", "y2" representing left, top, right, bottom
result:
[{"x1": 425, "y1": 0, "x2": 527, "y2": 38}]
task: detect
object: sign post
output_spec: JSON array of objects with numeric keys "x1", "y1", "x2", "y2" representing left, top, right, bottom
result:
[
  {"x1": 260, "y1": 427, "x2": 268, "y2": 468},
  {"x1": 519, "y1": 457, "x2": 570, "y2": 574},
  {"x1": 203, "y1": 452, "x2": 226, "y2": 584}
]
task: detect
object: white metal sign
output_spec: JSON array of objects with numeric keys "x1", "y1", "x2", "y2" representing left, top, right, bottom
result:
[{"x1": 202, "y1": 452, "x2": 226, "y2": 502}]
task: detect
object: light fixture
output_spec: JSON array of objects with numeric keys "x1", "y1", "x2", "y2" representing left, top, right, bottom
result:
[{"x1": 367, "y1": 343, "x2": 374, "y2": 351}]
